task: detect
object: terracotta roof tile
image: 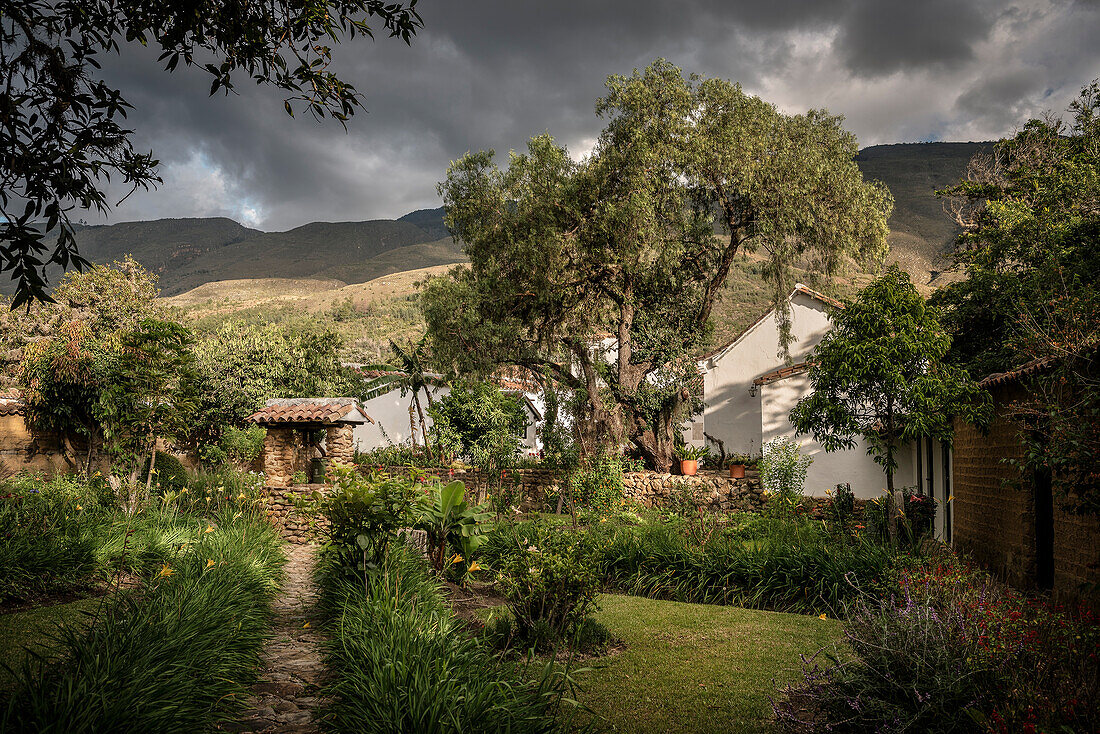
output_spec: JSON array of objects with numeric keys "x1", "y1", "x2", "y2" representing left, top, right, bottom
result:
[
  {"x1": 246, "y1": 398, "x2": 372, "y2": 425},
  {"x1": 0, "y1": 399, "x2": 24, "y2": 416},
  {"x1": 753, "y1": 361, "x2": 815, "y2": 386}
]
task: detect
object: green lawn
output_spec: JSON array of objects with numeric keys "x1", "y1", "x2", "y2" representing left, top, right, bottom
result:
[
  {"x1": 0, "y1": 596, "x2": 106, "y2": 690},
  {"x1": 576, "y1": 594, "x2": 843, "y2": 733}
]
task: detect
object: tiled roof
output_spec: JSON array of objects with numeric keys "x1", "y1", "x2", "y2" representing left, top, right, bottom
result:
[
  {"x1": 979, "y1": 355, "x2": 1060, "y2": 388},
  {"x1": 0, "y1": 399, "x2": 24, "y2": 416},
  {"x1": 246, "y1": 398, "x2": 372, "y2": 425},
  {"x1": 753, "y1": 361, "x2": 815, "y2": 386}
]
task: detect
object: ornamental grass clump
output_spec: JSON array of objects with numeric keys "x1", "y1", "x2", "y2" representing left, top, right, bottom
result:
[
  {"x1": 773, "y1": 557, "x2": 1100, "y2": 733},
  {"x1": 587, "y1": 516, "x2": 895, "y2": 614},
  {"x1": 315, "y1": 546, "x2": 582, "y2": 733},
  {"x1": 1, "y1": 510, "x2": 284, "y2": 733}
]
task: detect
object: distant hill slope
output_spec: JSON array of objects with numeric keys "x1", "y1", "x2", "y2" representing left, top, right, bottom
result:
[
  {"x1": 856, "y1": 142, "x2": 990, "y2": 282},
  {"x1": 11, "y1": 142, "x2": 987, "y2": 299}
]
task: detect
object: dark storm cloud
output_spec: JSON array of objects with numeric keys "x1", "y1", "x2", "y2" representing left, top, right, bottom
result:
[
  {"x1": 834, "y1": 0, "x2": 996, "y2": 76},
  {"x1": 92, "y1": 0, "x2": 1100, "y2": 230}
]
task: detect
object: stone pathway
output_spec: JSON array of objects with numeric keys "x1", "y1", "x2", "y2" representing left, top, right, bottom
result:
[{"x1": 222, "y1": 544, "x2": 328, "y2": 734}]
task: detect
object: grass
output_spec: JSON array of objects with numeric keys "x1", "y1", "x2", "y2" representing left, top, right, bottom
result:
[
  {"x1": 0, "y1": 596, "x2": 107, "y2": 690},
  {"x1": 576, "y1": 594, "x2": 844, "y2": 733}
]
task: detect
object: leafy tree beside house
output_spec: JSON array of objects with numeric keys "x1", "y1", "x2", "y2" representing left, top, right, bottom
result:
[
  {"x1": 428, "y1": 381, "x2": 525, "y2": 474},
  {"x1": 790, "y1": 266, "x2": 991, "y2": 529},
  {"x1": 933, "y1": 81, "x2": 1100, "y2": 515},
  {"x1": 423, "y1": 59, "x2": 892, "y2": 471}
]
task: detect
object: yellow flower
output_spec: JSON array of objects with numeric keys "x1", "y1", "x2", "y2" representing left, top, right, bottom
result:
[
  {"x1": 205, "y1": 559, "x2": 216, "y2": 569},
  {"x1": 76, "y1": 504, "x2": 83, "y2": 511},
  {"x1": 302, "y1": 622, "x2": 311, "y2": 628},
  {"x1": 449, "y1": 553, "x2": 463, "y2": 565},
  {"x1": 237, "y1": 493, "x2": 246, "y2": 500},
  {"x1": 158, "y1": 564, "x2": 174, "y2": 578},
  {"x1": 468, "y1": 561, "x2": 481, "y2": 573},
  {"x1": 205, "y1": 525, "x2": 215, "y2": 533},
  {"x1": 819, "y1": 614, "x2": 828, "y2": 620},
  {"x1": 947, "y1": 495, "x2": 954, "y2": 503}
]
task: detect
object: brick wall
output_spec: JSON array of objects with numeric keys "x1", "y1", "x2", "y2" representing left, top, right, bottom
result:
[
  {"x1": 953, "y1": 380, "x2": 1100, "y2": 598},
  {"x1": 952, "y1": 382, "x2": 1037, "y2": 588}
]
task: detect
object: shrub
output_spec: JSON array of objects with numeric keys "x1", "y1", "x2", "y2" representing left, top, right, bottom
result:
[
  {"x1": 495, "y1": 523, "x2": 601, "y2": 650},
  {"x1": 315, "y1": 547, "x2": 579, "y2": 733},
  {"x1": 152, "y1": 451, "x2": 189, "y2": 493},
  {"x1": 827, "y1": 482, "x2": 856, "y2": 528},
  {"x1": 759, "y1": 437, "x2": 812, "y2": 501},
  {"x1": 2, "y1": 511, "x2": 284, "y2": 732},
  {"x1": 569, "y1": 454, "x2": 625, "y2": 515},
  {"x1": 297, "y1": 465, "x2": 420, "y2": 576},
  {"x1": 774, "y1": 556, "x2": 1100, "y2": 733},
  {"x1": 219, "y1": 424, "x2": 266, "y2": 465}
]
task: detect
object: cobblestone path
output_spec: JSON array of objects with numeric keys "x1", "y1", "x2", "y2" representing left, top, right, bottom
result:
[{"x1": 223, "y1": 544, "x2": 328, "y2": 734}]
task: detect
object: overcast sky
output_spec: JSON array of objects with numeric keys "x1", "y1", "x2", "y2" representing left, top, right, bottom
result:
[{"x1": 96, "y1": 0, "x2": 1100, "y2": 231}]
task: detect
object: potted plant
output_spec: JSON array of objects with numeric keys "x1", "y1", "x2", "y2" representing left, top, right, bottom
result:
[
  {"x1": 675, "y1": 445, "x2": 708, "y2": 476},
  {"x1": 727, "y1": 453, "x2": 752, "y2": 479}
]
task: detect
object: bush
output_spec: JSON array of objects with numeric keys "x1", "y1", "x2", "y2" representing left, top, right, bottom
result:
[
  {"x1": 759, "y1": 436, "x2": 812, "y2": 508},
  {"x1": 774, "y1": 557, "x2": 1100, "y2": 733},
  {"x1": 152, "y1": 451, "x2": 189, "y2": 493},
  {"x1": 569, "y1": 454, "x2": 625, "y2": 515},
  {"x1": 315, "y1": 547, "x2": 579, "y2": 733},
  {"x1": 495, "y1": 523, "x2": 601, "y2": 650},
  {"x1": 219, "y1": 424, "x2": 266, "y2": 465},
  {"x1": 296, "y1": 465, "x2": 420, "y2": 576},
  {"x1": 2, "y1": 511, "x2": 284, "y2": 732}
]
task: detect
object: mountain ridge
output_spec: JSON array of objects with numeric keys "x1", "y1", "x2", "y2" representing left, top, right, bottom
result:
[{"x1": 10, "y1": 141, "x2": 991, "y2": 298}]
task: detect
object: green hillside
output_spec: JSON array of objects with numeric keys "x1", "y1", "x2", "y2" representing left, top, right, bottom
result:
[{"x1": 12, "y1": 142, "x2": 987, "y2": 301}]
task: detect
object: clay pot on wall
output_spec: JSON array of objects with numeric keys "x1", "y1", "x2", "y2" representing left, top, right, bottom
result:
[
  {"x1": 729, "y1": 463, "x2": 746, "y2": 479},
  {"x1": 680, "y1": 459, "x2": 698, "y2": 476}
]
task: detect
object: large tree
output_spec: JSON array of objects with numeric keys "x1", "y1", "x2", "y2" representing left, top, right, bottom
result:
[
  {"x1": 1, "y1": 0, "x2": 422, "y2": 307},
  {"x1": 934, "y1": 81, "x2": 1100, "y2": 514},
  {"x1": 933, "y1": 80, "x2": 1100, "y2": 378},
  {"x1": 423, "y1": 60, "x2": 892, "y2": 470},
  {"x1": 790, "y1": 266, "x2": 990, "y2": 510}
]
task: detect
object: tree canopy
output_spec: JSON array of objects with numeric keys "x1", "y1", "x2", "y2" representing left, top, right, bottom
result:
[
  {"x1": 1, "y1": 0, "x2": 422, "y2": 307},
  {"x1": 423, "y1": 59, "x2": 892, "y2": 470},
  {"x1": 933, "y1": 80, "x2": 1100, "y2": 378},
  {"x1": 790, "y1": 266, "x2": 991, "y2": 497}
]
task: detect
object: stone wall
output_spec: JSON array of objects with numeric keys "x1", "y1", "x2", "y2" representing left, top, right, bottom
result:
[
  {"x1": 261, "y1": 427, "x2": 309, "y2": 489},
  {"x1": 325, "y1": 424, "x2": 355, "y2": 466},
  {"x1": 371, "y1": 465, "x2": 560, "y2": 511},
  {"x1": 264, "y1": 483, "x2": 324, "y2": 544},
  {"x1": 623, "y1": 470, "x2": 766, "y2": 512}
]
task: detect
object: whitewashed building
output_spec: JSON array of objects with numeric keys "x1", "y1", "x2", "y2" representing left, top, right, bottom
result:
[
  {"x1": 691, "y1": 284, "x2": 919, "y2": 501},
  {"x1": 349, "y1": 377, "x2": 543, "y2": 456}
]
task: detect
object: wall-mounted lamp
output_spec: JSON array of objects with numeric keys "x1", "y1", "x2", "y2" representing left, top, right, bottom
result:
[{"x1": 749, "y1": 383, "x2": 757, "y2": 398}]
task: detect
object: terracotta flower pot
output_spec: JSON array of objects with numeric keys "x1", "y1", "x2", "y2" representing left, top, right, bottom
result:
[
  {"x1": 680, "y1": 459, "x2": 698, "y2": 476},
  {"x1": 729, "y1": 463, "x2": 746, "y2": 479}
]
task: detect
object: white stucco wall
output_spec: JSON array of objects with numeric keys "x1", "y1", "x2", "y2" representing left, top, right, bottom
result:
[
  {"x1": 353, "y1": 385, "x2": 541, "y2": 455},
  {"x1": 760, "y1": 373, "x2": 914, "y2": 499},
  {"x1": 701, "y1": 291, "x2": 835, "y2": 457}
]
